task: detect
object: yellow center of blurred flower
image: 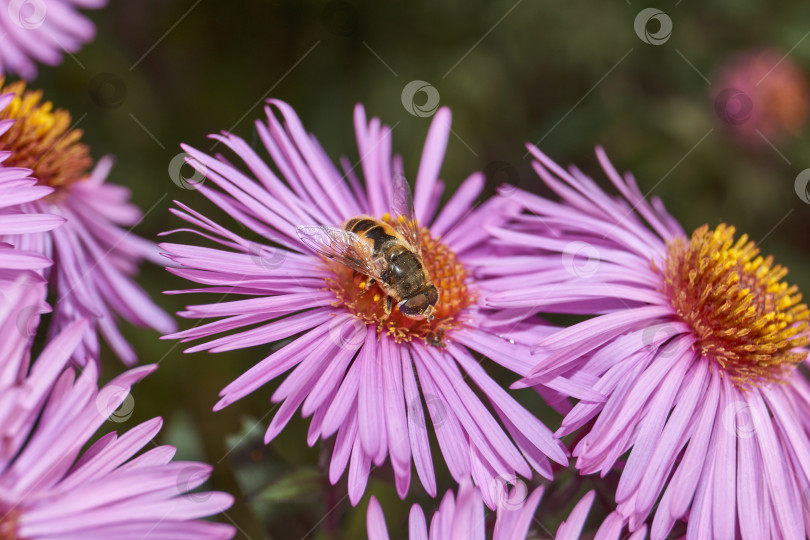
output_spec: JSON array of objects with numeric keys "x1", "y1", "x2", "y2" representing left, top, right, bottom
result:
[
  {"x1": 0, "y1": 80, "x2": 92, "y2": 196},
  {"x1": 660, "y1": 223, "x2": 809, "y2": 386},
  {"x1": 326, "y1": 215, "x2": 473, "y2": 347}
]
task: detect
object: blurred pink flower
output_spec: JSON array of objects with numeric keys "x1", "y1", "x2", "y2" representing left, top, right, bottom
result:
[
  {"x1": 0, "y1": 81, "x2": 175, "y2": 365},
  {"x1": 160, "y1": 101, "x2": 597, "y2": 506},
  {"x1": 0, "y1": 272, "x2": 234, "y2": 540},
  {"x1": 0, "y1": 0, "x2": 106, "y2": 80},
  {"x1": 487, "y1": 146, "x2": 810, "y2": 538},
  {"x1": 713, "y1": 49, "x2": 809, "y2": 144}
]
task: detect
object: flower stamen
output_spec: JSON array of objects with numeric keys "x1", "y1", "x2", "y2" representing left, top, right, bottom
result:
[
  {"x1": 326, "y1": 217, "x2": 473, "y2": 346},
  {"x1": 659, "y1": 223, "x2": 809, "y2": 386},
  {"x1": 0, "y1": 79, "x2": 92, "y2": 196}
]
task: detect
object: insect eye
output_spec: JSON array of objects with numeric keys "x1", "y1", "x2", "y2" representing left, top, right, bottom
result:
[
  {"x1": 398, "y1": 286, "x2": 438, "y2": 319},
  {"x1": 425, "y1": 285, "x2": 438, "y2": 306},
  {"x1": 399, "y1": 295, "x2": 428, "y2": 318}
]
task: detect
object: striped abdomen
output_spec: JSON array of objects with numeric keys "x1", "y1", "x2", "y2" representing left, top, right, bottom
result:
[{"x1": 345, "y1": 217, "x2": 401, "y2": 256}]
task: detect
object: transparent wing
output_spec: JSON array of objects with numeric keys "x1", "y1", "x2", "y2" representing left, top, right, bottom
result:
[
  {"x1": 296, "y1": 225, "x2": 383, "y2": 279},
  {"x1": 391, "y1": 174, "x2": 422, "y2": 255}
]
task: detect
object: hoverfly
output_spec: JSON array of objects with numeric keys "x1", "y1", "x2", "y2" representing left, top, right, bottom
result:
[{"x1": 296, "y1": 174, "x2": 439, "y2": 320}]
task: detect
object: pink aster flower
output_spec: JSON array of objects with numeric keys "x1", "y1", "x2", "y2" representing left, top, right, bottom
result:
[
  {"x1": 0, "y1": 157, "x2": 60, "y2": 271},
  {"x1": 0, "y1": 92, "x2": 62, "y2": 271},
  {"x1": 0, "y1": 81, "x2": 175, "y2": 365},
  {"x1": 366, "y1": 478, "x2": 627, "y2": 540},
  {"x1": 713, "y1": 49, "x2": 809, "y2": 144},
  {"x1": 487, "y1": 146, "x2": 810, "y2": 538},
  {"x1": 0, "y1": 0, "x2": 105, "y2": 80},
  {"x1": 0, "y1": 271, "x2": 235, "y2": 539},
  {"x1": 160, "y1": 100, "x2": 599, "y2": 506}
]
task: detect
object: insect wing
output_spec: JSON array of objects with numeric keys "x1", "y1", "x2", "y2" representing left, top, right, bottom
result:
[
  {"x1": 391, "y1": 174, "x2": 422, "y2": 255},
  {"x1": 296, "y1": 225, "x2": 382, "y2": 279}
]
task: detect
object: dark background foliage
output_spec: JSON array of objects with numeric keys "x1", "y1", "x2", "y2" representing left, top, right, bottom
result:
[{"x1": 33, "y1": 0, "x2": 810, "y2": 537}]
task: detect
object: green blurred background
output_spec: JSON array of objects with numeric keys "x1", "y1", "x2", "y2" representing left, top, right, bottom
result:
[{"x1": 31, "y1": 0, "x2": 810, "y2": 538}]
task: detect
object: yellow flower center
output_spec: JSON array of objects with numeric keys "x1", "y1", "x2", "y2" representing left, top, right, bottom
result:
[
  {"x1": 659, "y1": 223, "x2": 809, "y2": 386},
  {"x1": 326, "y1": 215, "x2": 473, "y2": 347},
  {"x1": 0, "y1": 79, "x2": 92, "y2": 196}
]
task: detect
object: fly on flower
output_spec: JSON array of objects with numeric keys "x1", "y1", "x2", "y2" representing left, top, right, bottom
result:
[
  {"x1": 161, "y1": 101, "x2": 578, "y2": 507},
  {"x1": 296, "y1": 174, "x2": 439, "y2": 325}
]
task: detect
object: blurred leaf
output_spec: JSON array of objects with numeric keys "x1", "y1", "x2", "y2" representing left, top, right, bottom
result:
[{"x1": 257, "y1": 467, "x2": 323, "y2": 504}]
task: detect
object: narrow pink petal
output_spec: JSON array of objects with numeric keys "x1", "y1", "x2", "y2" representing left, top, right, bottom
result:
[
  {"x1": 748, "y1": 391, "x2": 804, "y2": 538},
  {"x1": 432, "y1": 487, "x2": 457, "y2": 540},
  {"x1": 493, "y1": 485, "x2": 544, "y2": 540},
  {"x1": 556, "y1": 490, "x2": 595, "y2": 540},
  {"x1": 636, "y1": 361, "x2": 708, "y2": 516},
  {"x1": 214, "y1": 316, "x2": 332, "y2": 410},
  {"x1": 594, "y1": 511, "x2": 624, "y2": 540},
  {"x1": 414, "y1": 108, "x2": 451, "y2": 224},
  {"x1": 411, "y1": 349, "x2": 471, "y2": 482},
  {"x1": 300, "y1": 319, "x2": 363, "y2": 416},
  {"x1": 448, "y1": 343, "x2": 567, "y2": 466},
  {"x1": 59, "y1": 418, "x2": 163, "y2": 490},
  {"x1": 380, "y1": 336, "x2": 412, "y2": 498},
  {"x1": 430, "y1": 172, "x2": 483, "y2": 237},
  {"x1": 527, "y1": 306, "x2": 674, "y2": 379},
  {"x1": 329, "y1": 408, "x2": 357, "y2": 484},
  {"x1": 736, "y1": 423, "x2": 763, "y2": 540},
  {"x1": 409, "y1": 505, "x2": 429, "y2": 540},
  {"x1": 358, "y1": 329, "x2": 384, "y2": 459},
  {"x1": 402, "y1": 351, "x2": 436, "y2": 496},
  {"x1": 615, "y1": 351, "x2": 691, "y2": 504},
  {"x1": 348, "y1": 433, "x2": 372, "y2": 505},
  {"x1": 667, "y1": 373, "x2": 721, "y2": 520},
  {"x1": 416, "y1": 345, "x2": 529, "y2": 477},
  {"x1": 450, "y1": 480, "x2": 485, "y2": 540},
  {"x1": 711, "y1": 378, "x2": 737, "y2": 540},
  {"x1": 686, "y1": 440, "x2": 715, "y2": 540},
  {"x1": 366, "y1": 497, "x2": 390, "y2": 540},
  {"x1": 321, "y1": 358, "x2": 361, "y2": 439}
]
